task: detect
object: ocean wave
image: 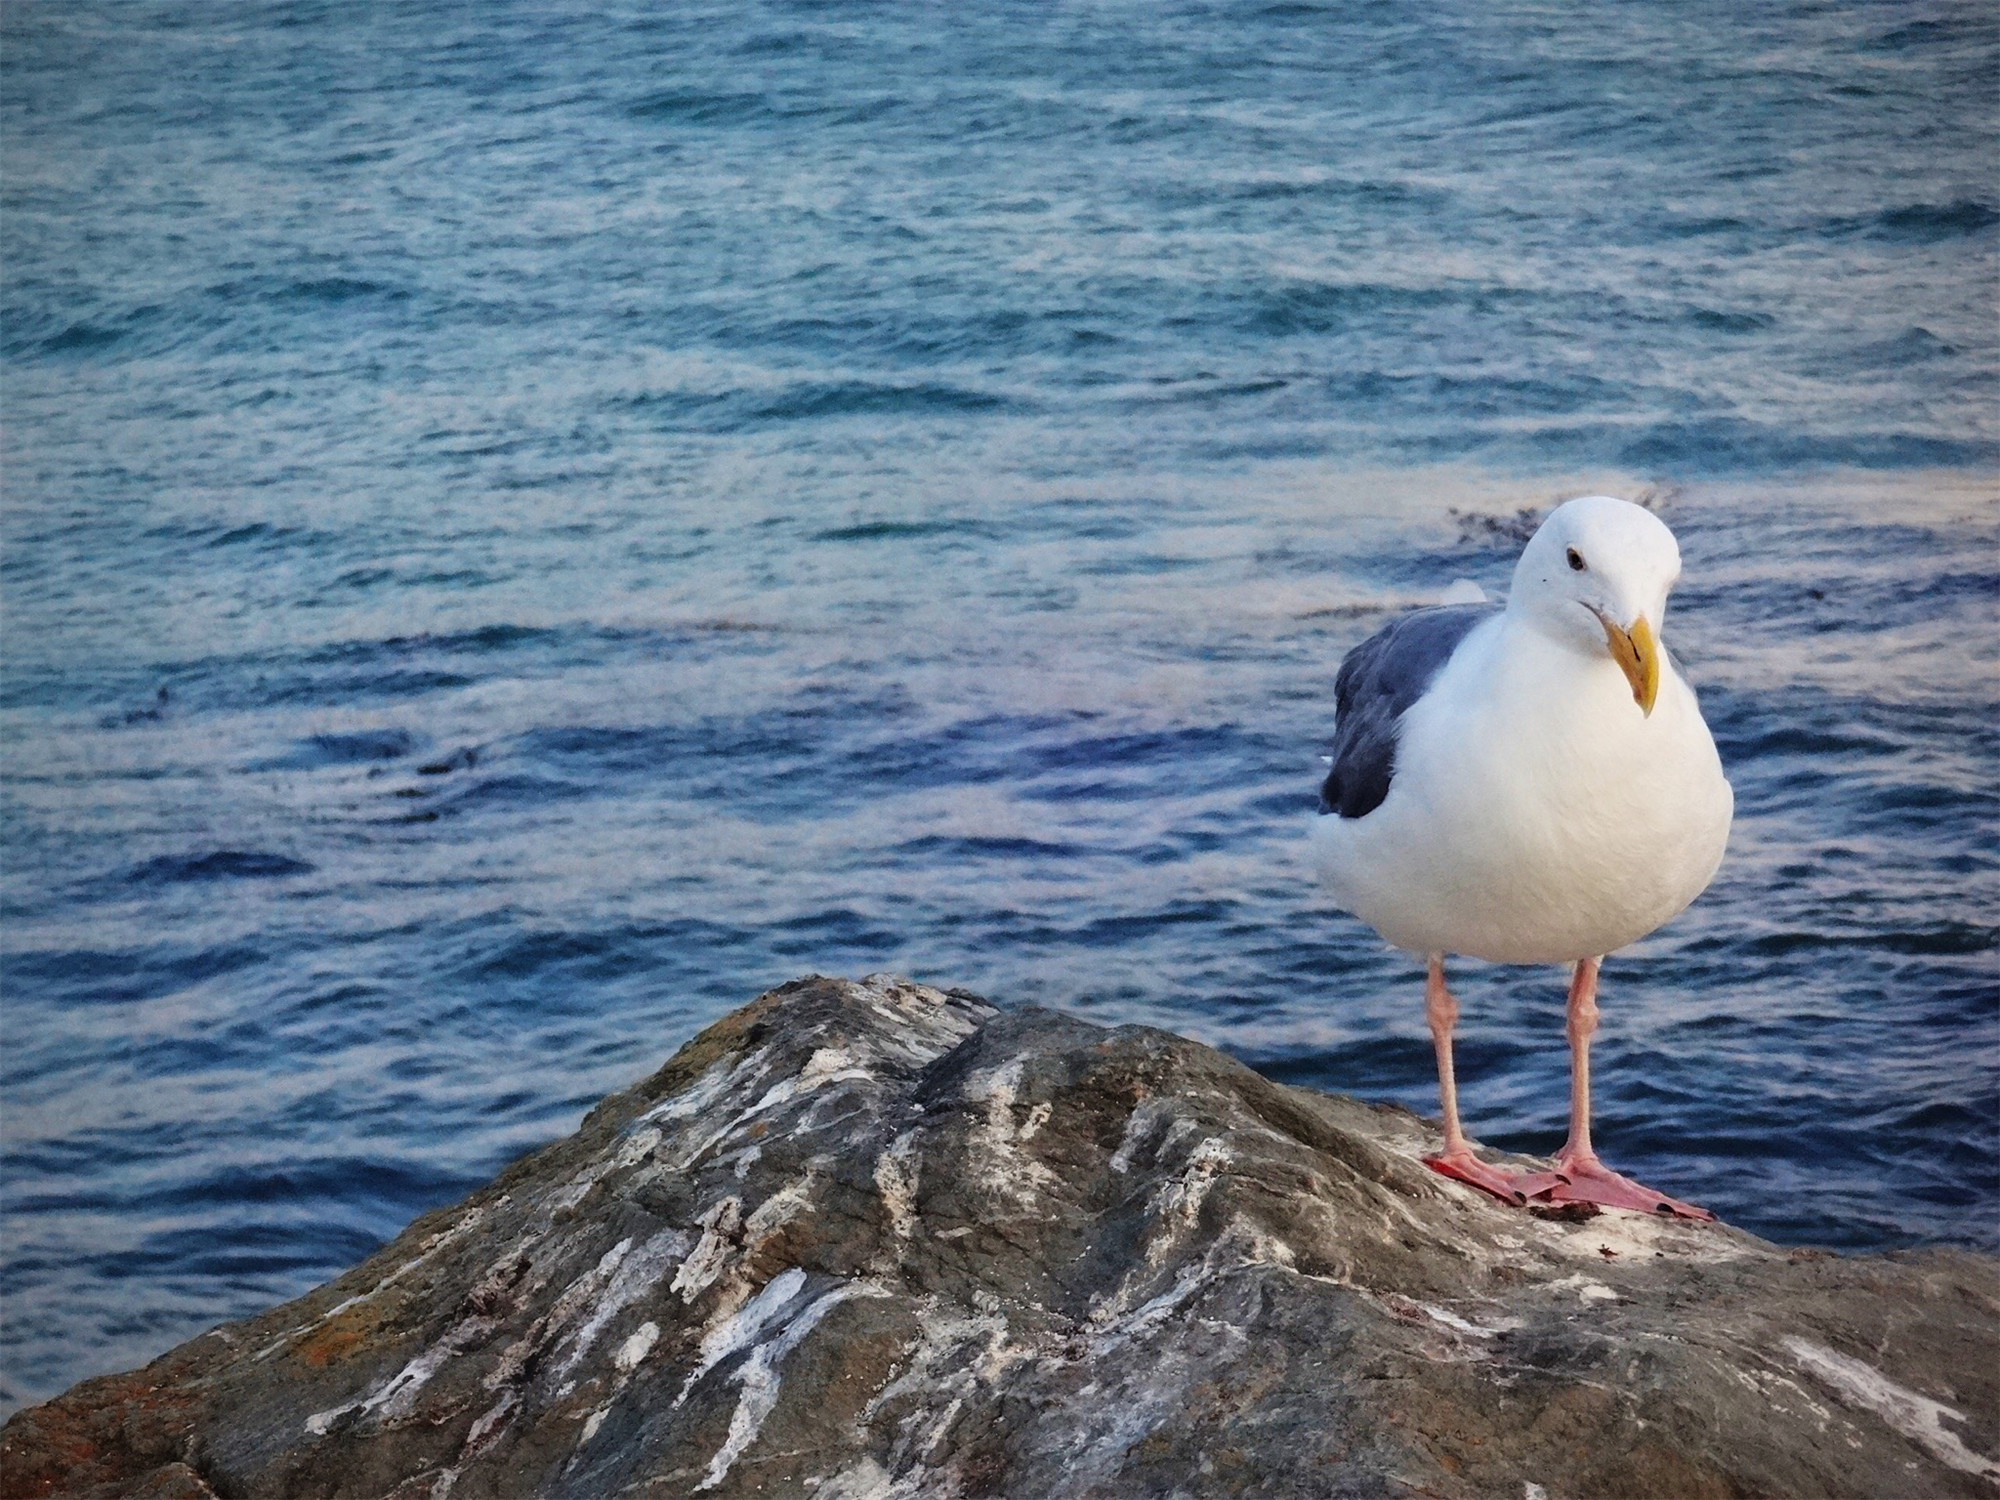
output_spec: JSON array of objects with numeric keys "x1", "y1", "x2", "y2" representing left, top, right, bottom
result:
[{"x1": 120, "y1": 851, "x2": 317, "y2": 885}]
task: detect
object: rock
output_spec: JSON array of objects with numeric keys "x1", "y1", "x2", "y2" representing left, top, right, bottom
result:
[{"x1": 5, "y1": 974, "x2": 1997, "y2": 1499}]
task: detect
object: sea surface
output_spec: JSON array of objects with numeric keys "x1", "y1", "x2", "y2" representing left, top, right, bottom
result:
[{"x1": 3, "y1": 0, "x2": 1996, "y2": 1415}]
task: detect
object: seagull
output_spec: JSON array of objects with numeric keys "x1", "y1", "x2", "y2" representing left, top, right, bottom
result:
[{"x1": 1311, "y1": 496, "x2": 1732, "y2": 1219}]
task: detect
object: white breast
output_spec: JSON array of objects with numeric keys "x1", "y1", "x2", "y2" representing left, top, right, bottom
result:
[{"x1": 1312, "y1": 615, "x2": 1732, "y2": 964}]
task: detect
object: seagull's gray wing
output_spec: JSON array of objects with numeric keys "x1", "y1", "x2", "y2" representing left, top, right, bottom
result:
[{"x1": 1318, "y1": 604, "x2": 1496, "y2": 820}]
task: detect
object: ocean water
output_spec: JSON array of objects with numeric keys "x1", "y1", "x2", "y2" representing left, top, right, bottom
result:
[{"x1": 2, "y1": 0, "x2": 1995, "y2": 1416}]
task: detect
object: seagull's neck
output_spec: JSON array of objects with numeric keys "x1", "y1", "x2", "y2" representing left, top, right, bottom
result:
[
  {"x1": 1485, "y1": 606, "x2": 1662, "y2": 722},
  {"x1": 1496, "y1": 602, "x2": 1593, "y2": 662}
]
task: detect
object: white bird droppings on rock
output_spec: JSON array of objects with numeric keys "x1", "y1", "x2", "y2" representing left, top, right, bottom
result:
[
  {"x1": 873, "y1": 1132, "x2": 921, "y2": 1248},
  {"x1": 554, "y1": 1229, "x2": 686, "y2": 1378},
  {"x1": 1783, "y1": 1337, "x2": 2000, "y2": 1482},
  {"x1": 695, "y1": 1281, "x2": 884, "y2": 1492},
  {"x1": 1547, "y1": 1272, "x2": 1618, "y2": 1303},
  {"x1": 614, "y1": 1322, "x2": 660, "y2": 1373},
  {"x1": 672, "y1": 1198, "x2": 744, "y2": 1301},
  {"x1": 676, "y1": 1268, "x2": 808, "y2": 1406},
  {"x1": 640, "y1": 1055, "x2": 758, "y2": 1128}
]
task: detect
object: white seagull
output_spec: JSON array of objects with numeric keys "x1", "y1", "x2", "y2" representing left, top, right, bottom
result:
[{"x1": 1312, "y1": 496, "x2": 1732, "y2": 1218}]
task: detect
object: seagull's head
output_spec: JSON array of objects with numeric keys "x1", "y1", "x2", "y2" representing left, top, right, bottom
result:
[{"x1": 1509, "y1": 496, "x2": 1681, "y2": 716}]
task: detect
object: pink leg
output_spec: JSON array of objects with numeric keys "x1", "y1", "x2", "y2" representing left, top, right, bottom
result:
[
  {"x1": 1535, "y1": 958, "x2": 1715, "y2": 1221},
  {"x1": 1421, "y1": 954, "x2": 1530, "y2": 1206}
]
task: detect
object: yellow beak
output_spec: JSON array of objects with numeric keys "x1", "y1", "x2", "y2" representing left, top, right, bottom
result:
[{"x1": 1597, "y1": 611, "x2": 1660, "y2": 716}]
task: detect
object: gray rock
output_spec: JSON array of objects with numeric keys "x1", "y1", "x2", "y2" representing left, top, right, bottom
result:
[{"x1": 6, "y1": 974, "x2": 1997, "y2": 1499}]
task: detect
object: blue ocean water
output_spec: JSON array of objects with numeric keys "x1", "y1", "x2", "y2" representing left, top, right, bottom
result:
[{"x1": 2, "y1": 0, "x2": 1995, "y2": 1415}]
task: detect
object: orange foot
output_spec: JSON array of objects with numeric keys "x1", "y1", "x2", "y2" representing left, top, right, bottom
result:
[{"x1": 1535, "y1": 1153, "x2": 1715, "y2": 1221}]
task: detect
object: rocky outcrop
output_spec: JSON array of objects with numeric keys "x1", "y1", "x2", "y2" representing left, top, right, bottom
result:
[{"x1": 6, "y1": 974, "x2": 1997, "y2": 1499}]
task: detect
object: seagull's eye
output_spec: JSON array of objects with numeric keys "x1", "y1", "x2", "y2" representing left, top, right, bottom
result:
[{"x1": 1566, "y1": 547, "x2": 1586, "y2": 572}]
